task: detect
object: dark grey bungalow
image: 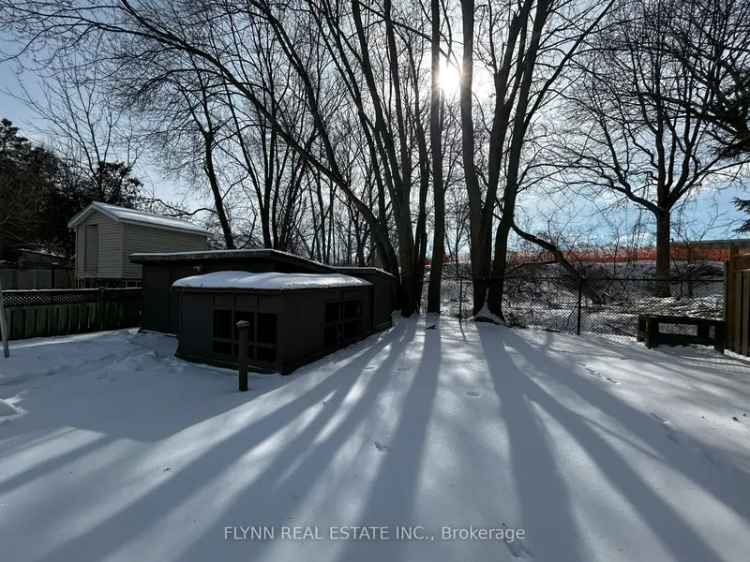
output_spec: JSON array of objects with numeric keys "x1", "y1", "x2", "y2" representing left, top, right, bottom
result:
[
  {"x1": 130, "y1": 249, "x2": 397, "y2": 334},
  {"x1": 172, "y1": 271, "x2": 373, "y2": 373}
]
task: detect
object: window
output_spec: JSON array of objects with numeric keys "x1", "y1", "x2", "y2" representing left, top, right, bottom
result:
[
  {"x1": 211, "y1": 307, "x2": 278, "y2": 364},
  {"x1": 212, "y1": 309, "x2": 233, "y2": 355},
  {"x1": 324, "y1": 300, "x2": 362, "y2": 349},
  {"x1": 213, "y1": 309, "x2": 232, "y2": 339}
]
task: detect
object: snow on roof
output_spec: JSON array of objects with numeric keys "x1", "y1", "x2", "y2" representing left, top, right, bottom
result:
[
  {"x1": 68, "y1": 202, "x2": 210, "y2": 236},
  {"x1": 172, "y1": 271, "x2": 371, "y2": 291}
]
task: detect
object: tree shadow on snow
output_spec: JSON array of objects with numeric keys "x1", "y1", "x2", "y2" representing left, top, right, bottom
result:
[
  {"x1": 481, "y1": 325, "x2": 747, "y2": 562},
  {"x1": 28, "y1": 320, "x2": 418, "y2": 562}
]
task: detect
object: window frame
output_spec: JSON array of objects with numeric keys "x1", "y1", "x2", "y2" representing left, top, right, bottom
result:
[
  {"x1": 324, "y1": 299, "x2": 362, "y2": 349},
  {"x1": 210, "y1": 302, "x2": 278, "y2": 364}
]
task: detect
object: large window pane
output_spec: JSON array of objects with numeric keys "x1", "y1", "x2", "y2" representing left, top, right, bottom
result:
[{"x1": 213, "y1": 309, "x2": 232, "y2": 339}]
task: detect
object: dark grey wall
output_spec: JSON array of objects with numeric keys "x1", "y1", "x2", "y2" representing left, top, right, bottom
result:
[
  {"x1": 142, "y1": 265, "x2": 171, "y2": 332},
  {"x1": 335, "y1": 268, "x2": 395, "y2": 330},
  {"x1": 176, "y1": 292, "x2": 212, "y2": 356},
  {"x1": 279, "y1": 286, "x2": 374, "y2": 371},
  {"x1": 175, "y1": 285, "x2": 373, "y2": 373},
  {"x1": 141, "y1": 259, "x2": 307, "y2": 332},
  {"x1": 140, "y1": 257, "x2": 393, "y2": 334}
]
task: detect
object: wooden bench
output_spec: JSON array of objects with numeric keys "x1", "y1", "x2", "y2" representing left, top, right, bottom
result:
[{"x1": 637, "y1": 314, "x2": 726, "y2": 352}]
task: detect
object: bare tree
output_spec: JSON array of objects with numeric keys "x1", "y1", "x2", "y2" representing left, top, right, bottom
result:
[
  {"x1": 426, "y1": 0, "x2": 446, "y2": 313},
  {"x1": 559, "y1": 0, "x2": 747, "y2": 295},
  {"x1": 657, "y1": 0, "x2": 750, "y2": 157},
  {"x1": 14, "y1": 50, "x2": 140, "y2": 200},
  {"x1": 459, "y1": 0, "x2": 614, "y2": 317}
]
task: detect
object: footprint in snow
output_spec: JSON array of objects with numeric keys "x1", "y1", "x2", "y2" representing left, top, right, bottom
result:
[
  {"x1": 651, "y1": 413, "x2": 681, "y2": 444},
  {"x1": 585, "y1": 367, "x2": 620, "y2": 385},
  {"x1": 702, "y1": 449, "x2": 721, "y2": 467},
  {"x1": 374, "y1": 441, "x2": 390, "y2": 452}
]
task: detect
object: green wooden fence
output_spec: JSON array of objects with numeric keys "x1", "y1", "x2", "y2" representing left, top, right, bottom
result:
[{"x1": 1, "y1": 288, "x2": 142, "y2": 340}]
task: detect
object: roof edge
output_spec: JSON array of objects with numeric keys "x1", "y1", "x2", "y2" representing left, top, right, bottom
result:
[
  {"x1": 130, "y1": 249, "x2": 333, "y2": 270},
  {"x1": 129, "y1": 249, "x2": 396, "y2": 278},
  {"x1": 332, "y1": 265, "x2": 397, "y2": 280},
  {"x1": 68, "y1": 202, "x2": 211, "y2": 236}
]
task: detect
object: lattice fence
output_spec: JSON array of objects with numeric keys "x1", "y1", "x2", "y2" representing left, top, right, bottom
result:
[{"x1": 0, "y1": 288, "x2": 142, "y2": 340}]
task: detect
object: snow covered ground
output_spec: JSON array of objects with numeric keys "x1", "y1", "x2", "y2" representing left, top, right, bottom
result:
[{"x1": 1, "y1": 319, "x2": 749, "y2": 562}]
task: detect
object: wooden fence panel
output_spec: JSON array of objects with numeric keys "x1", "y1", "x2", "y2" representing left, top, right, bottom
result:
[
  {"x1": 1, "y1": 288, "x2": 142, "y2": 340},
  {"x1": 726, "y1": 248, "x2": 750, "y2": 356}
]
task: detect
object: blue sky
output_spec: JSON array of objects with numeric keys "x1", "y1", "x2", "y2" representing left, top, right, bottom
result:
[
  {"x1": 1, "y1": 53, "x2": 748, "y2": 244},
  {"x1": 0, "y1": 56, "x2": 188, "y2": 206}
]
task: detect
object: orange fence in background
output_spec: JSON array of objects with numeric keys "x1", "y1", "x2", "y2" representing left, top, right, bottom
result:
[{"x1": 508, "y1": 243, "x2": 741, "y2": 265}]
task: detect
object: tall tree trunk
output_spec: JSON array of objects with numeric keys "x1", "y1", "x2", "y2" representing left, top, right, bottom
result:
[
  {"x1": 459, "y1": 0, "x2": 492, "y2": 314},
  {"x1": 260, "y1": 201, "x2": 272, "y2": 248},
  {"x1": 385, "y1": 0, "x2": 418, "y2": 316},
  {"x1": 488, "y1": 0, "x2": 549, "y2": 318},
  {"x1": 427, "y1": 0, "x2": 445, "y2": 314},
  {"x1": 203, "y1": 133, "x2": 235, "y2": 249},
  {"x1": 655, "y1": 209, "x2": 671, "y2": 297},
  {"x1": 397, "y1": 200, "x2": 418, "y2": 316}
]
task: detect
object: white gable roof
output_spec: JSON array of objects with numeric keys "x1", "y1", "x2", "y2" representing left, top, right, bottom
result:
[
  {"x1": 67, "y1": 202, "x2": 210, "y2": 236},
  {"x1": 173, "y1": 271, "x2": 371, "y2": 291}
]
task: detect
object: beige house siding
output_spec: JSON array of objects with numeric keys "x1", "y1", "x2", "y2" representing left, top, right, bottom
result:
[
  {"x1": 75, "y1": 212, "x2": 124, "y2": 279},
  {"x1": 122, "y1": 224, "x2": 208, "y2": 279}
]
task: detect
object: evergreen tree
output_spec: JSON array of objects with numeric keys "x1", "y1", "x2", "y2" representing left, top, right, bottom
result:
[{"x1": 0, "y1": 118, "x2": 144, "y2": 256}]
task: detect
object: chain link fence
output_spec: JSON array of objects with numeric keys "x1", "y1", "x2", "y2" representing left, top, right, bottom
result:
[{"x1": 440, "y1": 274, "x2": 724, "y2": 338}]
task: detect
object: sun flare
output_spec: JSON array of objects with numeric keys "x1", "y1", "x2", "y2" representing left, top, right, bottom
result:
[{"x1": 438, "y1": 62, "x2": 461, "y2": 97}]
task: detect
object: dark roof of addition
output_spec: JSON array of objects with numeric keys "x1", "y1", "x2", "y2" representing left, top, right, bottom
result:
[
  {"x1": 130, "y1": 248, "x2": 397, "y2": 278},
  {"x1": 333, "y1": 265, "x2": 397, "y2": 280}
]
